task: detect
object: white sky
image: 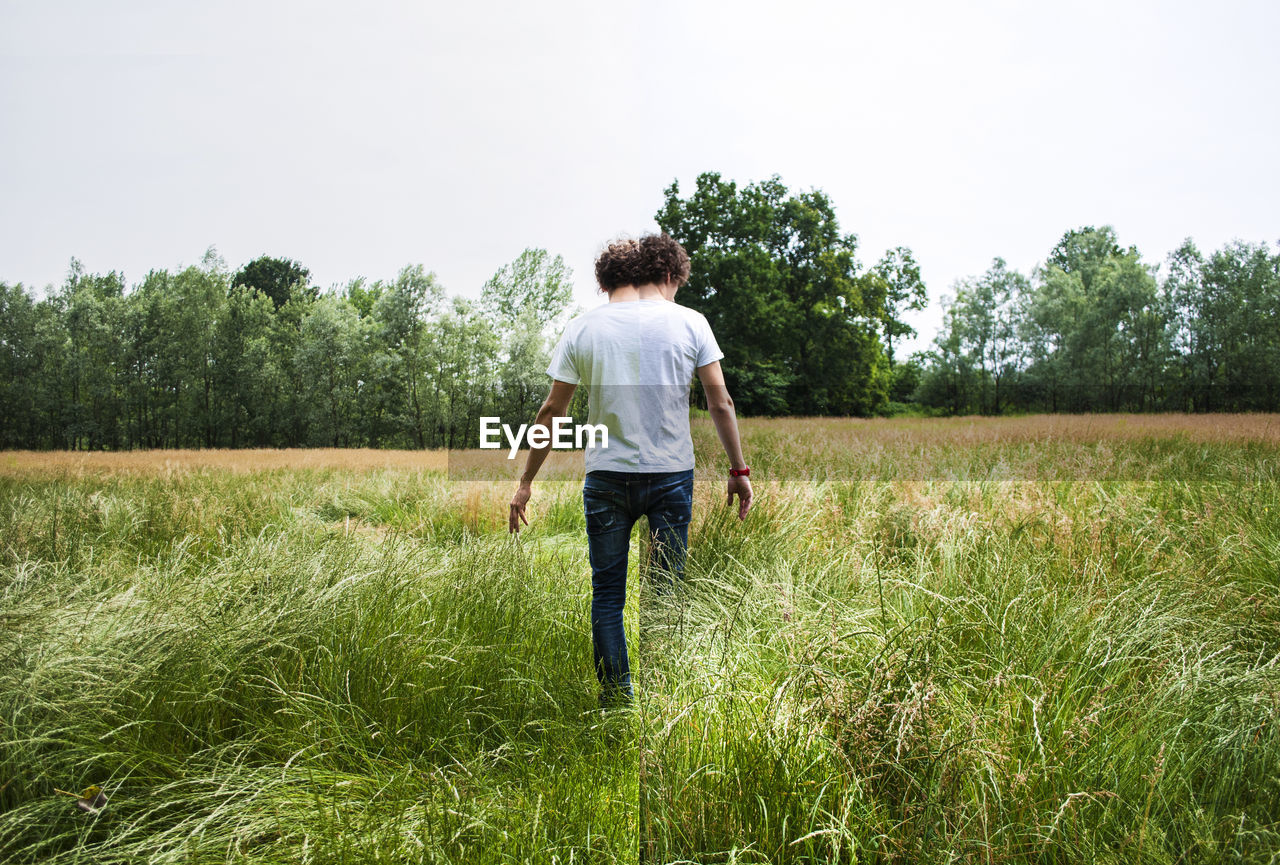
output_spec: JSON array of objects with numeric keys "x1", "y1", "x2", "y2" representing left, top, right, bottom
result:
[{"x1": 2, "y1": 0, "x2": 1277, "y2": 357}]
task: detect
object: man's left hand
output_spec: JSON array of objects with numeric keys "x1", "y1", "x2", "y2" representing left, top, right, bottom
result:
[{"x1": 509, "y1": 483, "x2": 532, "y2": 533}]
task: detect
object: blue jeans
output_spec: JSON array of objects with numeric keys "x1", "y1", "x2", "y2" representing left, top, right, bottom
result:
[{"x1": 584, "y1": 468, "x2": 694, "y2": 703}]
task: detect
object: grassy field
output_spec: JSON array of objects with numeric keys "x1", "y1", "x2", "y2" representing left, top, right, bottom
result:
[{"x1": 1, "y1": 414, "x2": 1279, "y2": 863}]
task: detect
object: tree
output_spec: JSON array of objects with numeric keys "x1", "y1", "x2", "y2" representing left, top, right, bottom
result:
[
  {"x1": 0, "y1": 283, "x2": 49, "y2": 448},
  {"x1": 481, "y1": 248, "x2": 577, "y2": 424},
  {"x1": 426, "y1": 297, "x2": 499, "y2": 448},
  {"x1": 917, "y1": 295, "x2": 977, "y2": 415},
  {"x1": 297, "y1": 295, "x2": 364, "y2": 447},
  {"x1": 59, "y1": 260, "x2": 128, "y2": 449},
  {"x1": 872, "y1": 246, "x2": 928, "y2": 368},
  {"x1": 214, "y1": 284, "x2": 279, "y2": 447},
  {"x1": 232, "y1": 256, "x2": 315, "y2": 311},
  {"x1": 1047, "y1": 225, "x2": 1127, "y2": 291},
  {"x1": 1196, "y1": 241, "x2": 1280, "y2": 410},
  {"x1": 656, "y1": 172, "x2": 889, "y2": 416},
  {"x1": 888, "y1": 353, "x2": 925, "y2": 404},
  {"x1": 480, "y1": 248, "x2": 574, "y2": 333},
  {"x1": 1160, "y1": 239, "x2": 1205, "y2": 411},
  {"x1": 125, "y1": 262, "x2": 228, "y2": 447},
  {"x1": 344, "y1": 277, "x2": 383, "y2": 319},
  {"x1": 1026, "y1": 226, "x2": 1161, "y2": 411},
  {"x1": 372, "y1": 265, "x2": 445, "y2": 448},
  {"x1": 951, "y1": 259, "x2": 1027, "y2": 414}
]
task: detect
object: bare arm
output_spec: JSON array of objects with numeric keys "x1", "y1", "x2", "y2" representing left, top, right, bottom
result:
[
  {"x1": 696, "y1": 361, "x2": 752, "y2": 520},
  {"x1": 509, "y1": 379, "x2": 577, "y2": 533}
]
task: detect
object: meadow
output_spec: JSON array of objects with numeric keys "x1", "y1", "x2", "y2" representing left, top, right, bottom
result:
[{"x1": 1, "y1": 414, "x2": 1278, "y2": 863}]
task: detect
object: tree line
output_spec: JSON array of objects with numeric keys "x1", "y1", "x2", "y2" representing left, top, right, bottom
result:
[
  {"x1": 657, "y1": 174, "x2": 1280, "y2": 417},
  {"x1": 913, "y1": 227, "x2": 1280, "y2": 414},
  {"x1": 2, "y1": 172, "x2": 1277, "y2": 451},
  {"x1": 0, "y1": 249, "x2": 577, "y2": 450}
]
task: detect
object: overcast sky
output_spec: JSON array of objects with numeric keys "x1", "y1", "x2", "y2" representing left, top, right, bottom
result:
[{"x1": 2, "y1": 0, "x2": 1277, "y2": 356}]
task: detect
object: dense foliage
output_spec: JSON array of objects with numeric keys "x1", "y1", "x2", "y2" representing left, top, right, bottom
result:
[
  {"x1": 918, "y1": 227, "x2": 1280, "y2": 414},
  {"x1": 656, "y1": 173, "x2": 914, "y2": 416},
  {"x1": 3, "y1": 180, "x2": 1279, "y2": 449},
  {"x1": 0, "y1": 249, "x2": 575, "y2": 450}
]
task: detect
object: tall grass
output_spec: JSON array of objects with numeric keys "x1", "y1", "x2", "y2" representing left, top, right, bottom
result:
[
  {"x1": 2, "y1": 416, "x2": 1279, "y2": 862},
  {"x1": 1, "y1": 471, "x2": 636, "y2": 863},
  {"x1": 641, "y1": 480, "x2": 1280, "y2": 862}
]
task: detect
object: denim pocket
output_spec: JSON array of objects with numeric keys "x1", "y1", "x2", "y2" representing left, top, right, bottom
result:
[
  {"x1": 583, "y1": 488, "x2": 619, "y2": 535},
  {"x1": 660, "y1": 495, "x2": 692, "y2": 528},
  {"x1": 654, "y1": 477, "x2": 693, "y2": 529}
]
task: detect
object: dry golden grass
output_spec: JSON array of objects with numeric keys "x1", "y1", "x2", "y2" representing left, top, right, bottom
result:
[
  {"x1": 444, "y1": 448, "x2": 586, "y2": 481},
  {"x1": 0, "y1": 447, "x2": 449, "y2": 477},
  {"x1": 729, "y1": 412, "x2": 1280, "y2": 444},
  {"x1": 3, "y1": 413, "x2": 1276, "y2": 479}
]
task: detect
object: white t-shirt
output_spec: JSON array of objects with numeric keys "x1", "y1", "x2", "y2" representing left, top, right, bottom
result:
[{"x1": 546, "y1": 300, "x2": 724, "y2": 473}]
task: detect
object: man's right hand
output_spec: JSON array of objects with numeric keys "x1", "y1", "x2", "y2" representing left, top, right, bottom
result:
[{"x1": 726, "y1": 475, "x2": 752, "y2": 520}]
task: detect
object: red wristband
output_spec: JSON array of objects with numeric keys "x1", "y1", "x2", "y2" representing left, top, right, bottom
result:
[{"x1": 729, "y1": 467, "x2": 750, "y2": 477}]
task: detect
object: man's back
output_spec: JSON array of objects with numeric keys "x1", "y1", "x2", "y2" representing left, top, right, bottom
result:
[{"x1": 547, "y1": 299, "x2": 722, "y2": 473}]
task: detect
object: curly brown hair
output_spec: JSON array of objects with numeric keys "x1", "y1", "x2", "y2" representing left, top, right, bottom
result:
[
  {"x1": 594, "y1": 233, "x2": 692, "y2": 292},
  {"x1": 638, "y1": 233, "x2": 691, "y2": 287},
  {"x1": 594, "y1": 238, "x2": 646, "y2": 291}
]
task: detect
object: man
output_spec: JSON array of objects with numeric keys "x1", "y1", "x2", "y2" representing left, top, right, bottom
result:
[{"x1": 508, "y1": 233, "x2": 752, "y2": 707}]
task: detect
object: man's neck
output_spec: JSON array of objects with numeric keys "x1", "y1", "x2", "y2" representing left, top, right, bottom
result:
[{"x1": 608, "y1": 283, "x2": 669, "y2": 303}]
